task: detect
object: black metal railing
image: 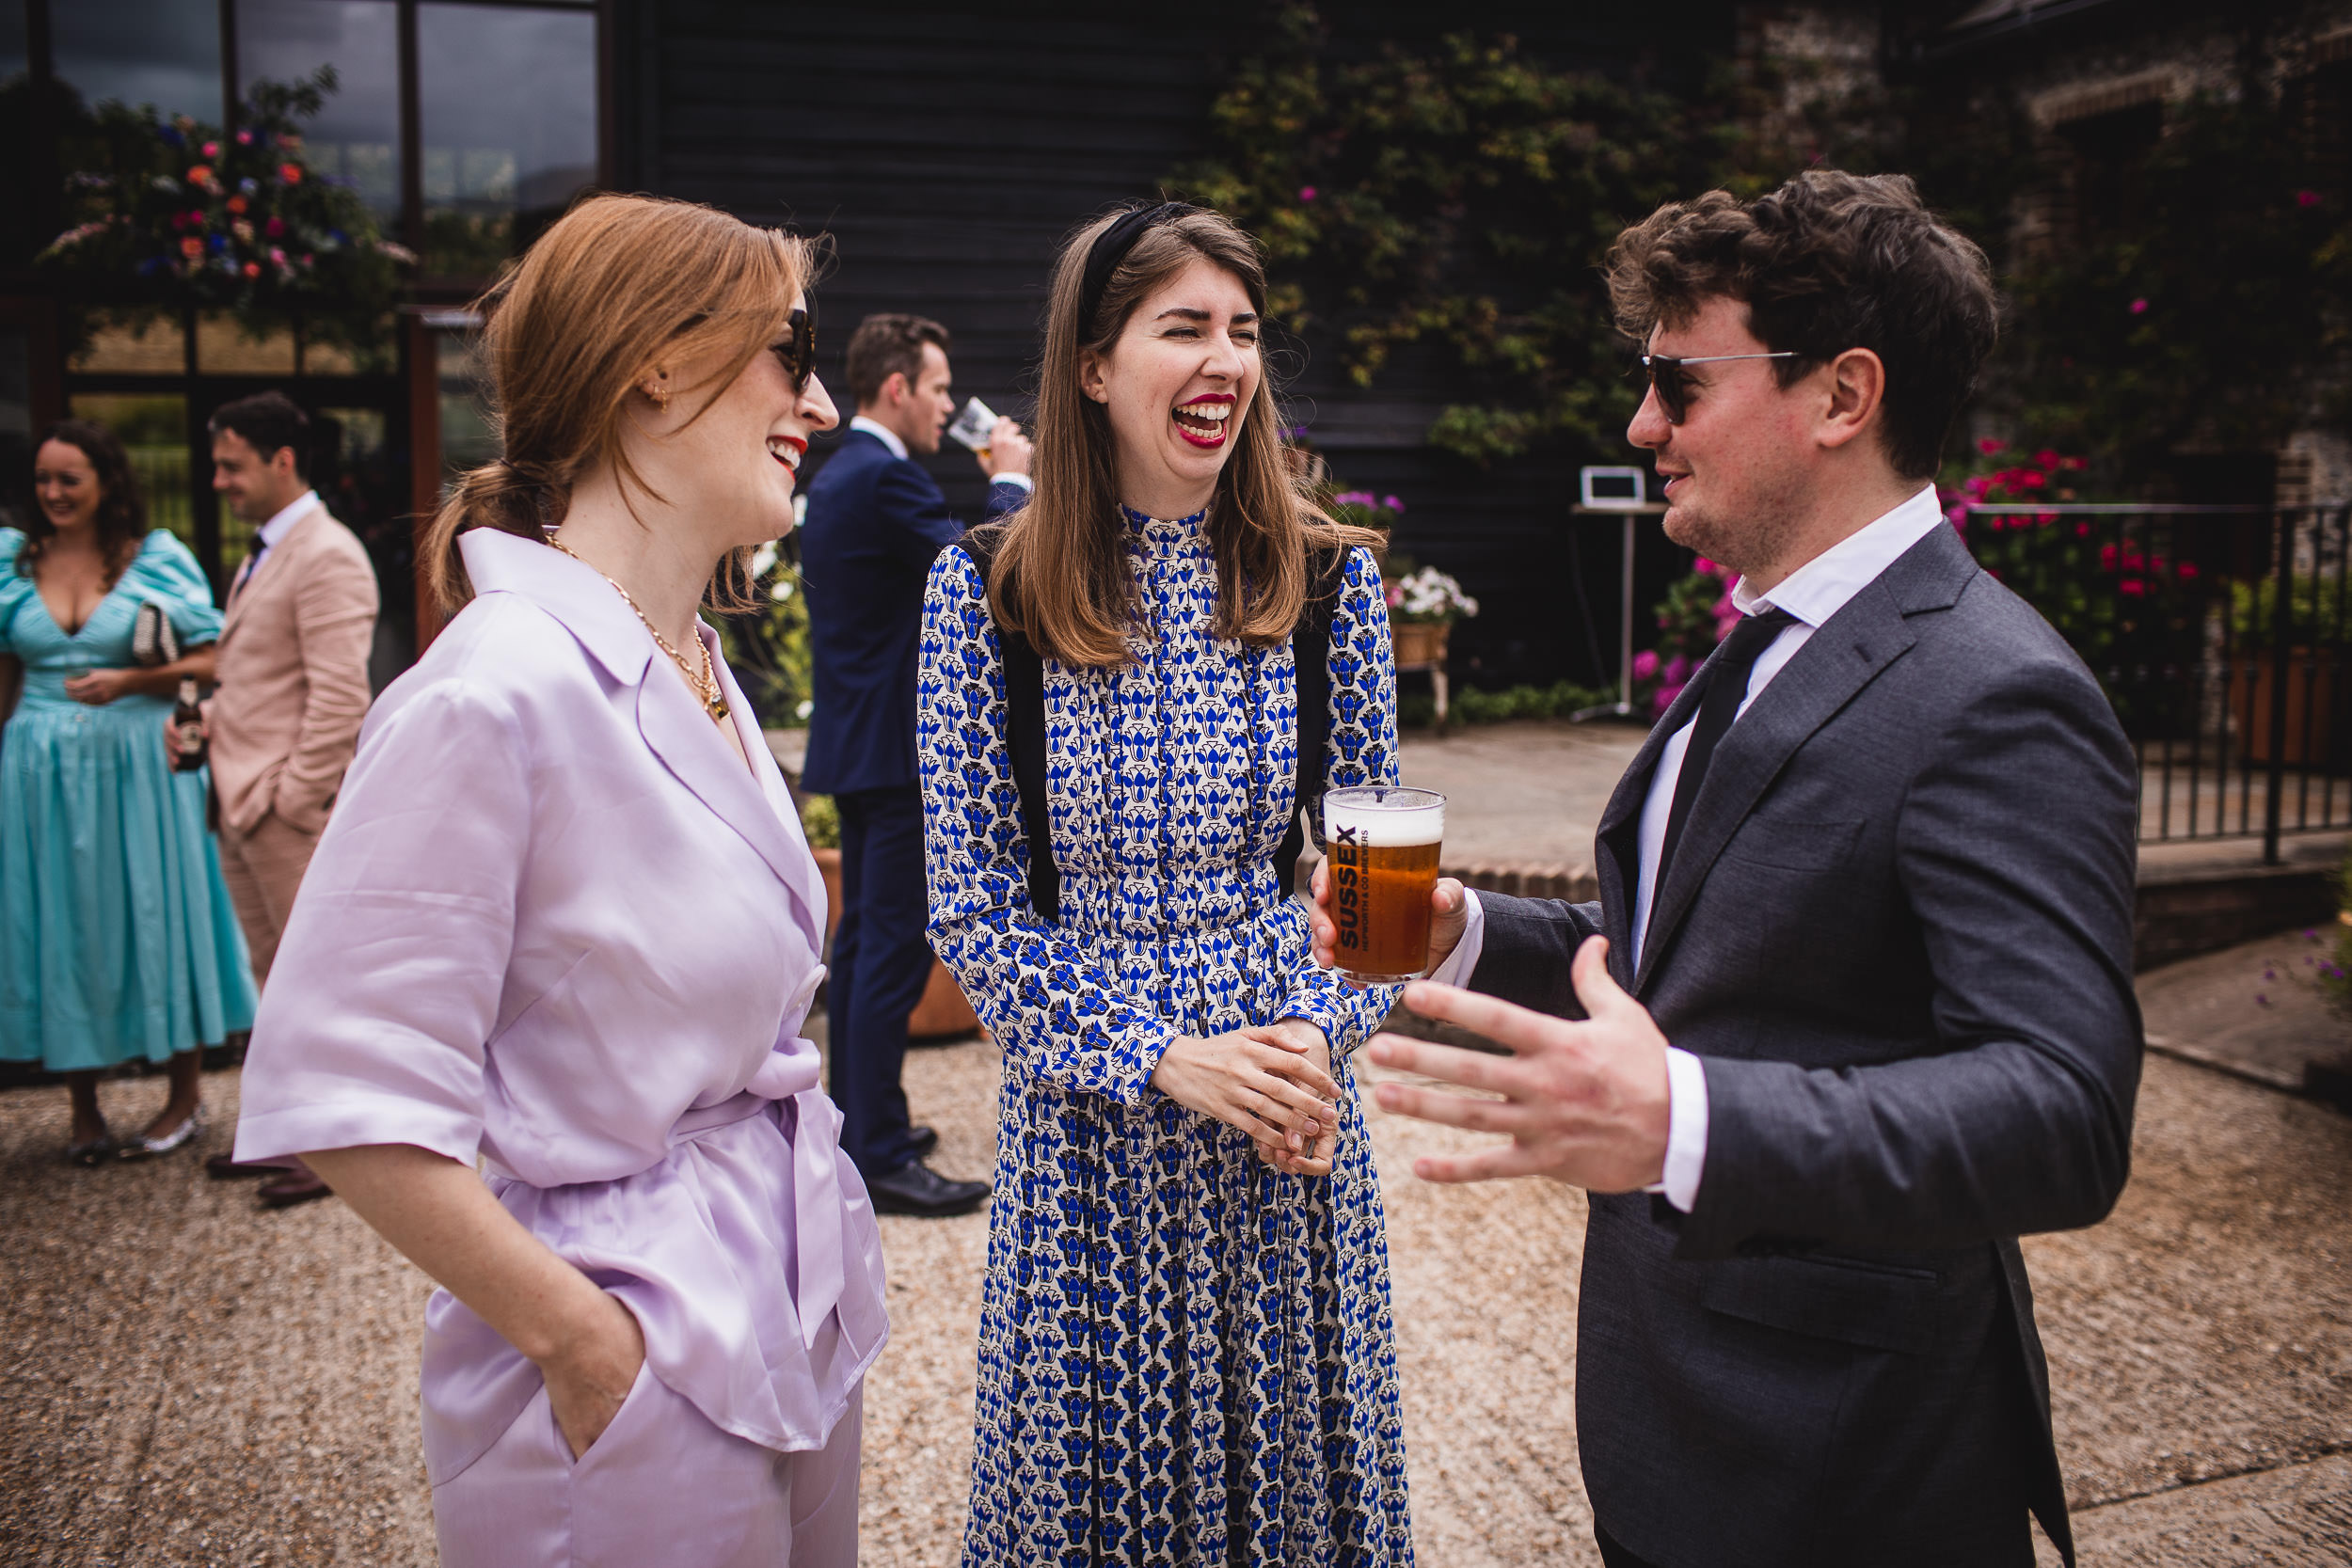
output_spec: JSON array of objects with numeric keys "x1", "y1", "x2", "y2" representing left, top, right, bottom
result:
[{"x1": 1962, "y1": 502, "x2": 2352, "y2": 862}]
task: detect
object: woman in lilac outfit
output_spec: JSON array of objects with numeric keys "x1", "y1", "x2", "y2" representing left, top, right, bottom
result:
[{"x1": 230, "y1": 195, "x2": 887, "y2": 1566}]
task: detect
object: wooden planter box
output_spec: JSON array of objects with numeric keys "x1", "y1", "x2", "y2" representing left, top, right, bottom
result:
[
  {"x1": 810, "y1": 847, "x2": 983, "y2": 1040},
  {"x1": 2229, "y1": 650, "x2": 2344, "y2": 768}
]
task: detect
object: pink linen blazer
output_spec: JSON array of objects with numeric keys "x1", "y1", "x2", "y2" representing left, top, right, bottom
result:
[
  {"x1": 206, "y1": 499, "x2": 379, "y2": 835},
  {"x1": 234, "y1": 525, "x2": 887, "y2": 1481}
]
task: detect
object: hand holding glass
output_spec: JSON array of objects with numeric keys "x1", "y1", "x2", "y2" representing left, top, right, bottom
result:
[
  {"x1": 1322, "y1": 787, "x2": 1446, "y2": 984},
  {"x1": 946, "y1": 397, "x2": 1000, "y2": 465}
]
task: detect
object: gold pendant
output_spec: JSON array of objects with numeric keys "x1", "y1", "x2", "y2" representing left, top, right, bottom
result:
[{"x1": 707, "y1": 693, "x2": 731, "y2": 722}]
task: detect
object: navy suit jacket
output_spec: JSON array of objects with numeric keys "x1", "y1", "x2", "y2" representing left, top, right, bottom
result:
[{"x1": 799, "y1": 428, "x2": 1024, "y2": 795}]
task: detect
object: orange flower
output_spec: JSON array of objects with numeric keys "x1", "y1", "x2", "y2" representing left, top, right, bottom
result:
[
  {"x1": 226, "y1": 195, "x2": 247, "y2": 214},
  {"x1": 278, "y1": 163, "x2": 303, "y2": 184},
  {"x1": 187, "y1": 165, "x2": 215, "y2": 186},
  {"x1": 242, "y1": 261, "x2": 262, "y2": 278},
  {"x1": 180, "y1": 236, "x2": 203, "y2": 258}
]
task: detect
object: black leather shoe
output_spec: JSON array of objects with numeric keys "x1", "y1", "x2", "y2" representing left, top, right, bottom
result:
[
  {"x1": 865, "y1": 1159, "x2": 988, "y2": 1218},
  {"x1": 907, "y1": 1125, "x2": 939, "y2": 1163}
]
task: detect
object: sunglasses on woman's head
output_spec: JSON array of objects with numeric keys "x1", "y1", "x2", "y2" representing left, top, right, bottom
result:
[
  {"x1": 771, "y1": 309, "x2": 815, "y2": 393},
  {"x1": 1637, "y1": 350, "x2": 1799, "y2": 424}
]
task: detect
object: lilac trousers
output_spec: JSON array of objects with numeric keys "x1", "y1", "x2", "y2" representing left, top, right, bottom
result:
[{"x1": 430, "y1": 1360, "x2": 863, "y2": 1568}]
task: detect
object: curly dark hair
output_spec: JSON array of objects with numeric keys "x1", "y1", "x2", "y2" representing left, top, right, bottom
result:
[
  {"x1": 22, "y1": 420, "x2": 149, "y2": 582},
  {"x1": 1605, "y1": 169, "x2": 1997, "y2": 482}
]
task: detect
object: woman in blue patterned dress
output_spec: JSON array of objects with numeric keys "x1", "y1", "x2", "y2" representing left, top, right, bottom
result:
[
  {"x1": 0, "y1": 422, "x2": 258, "y2": 1161},
  {"x1": 918, "y1": 204, "x2": 1414, "y2": 1563}
]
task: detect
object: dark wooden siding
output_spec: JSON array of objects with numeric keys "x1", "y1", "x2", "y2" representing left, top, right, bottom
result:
[{"x1": 620, "y1": 2, "x2": 1733, "y2": 689}]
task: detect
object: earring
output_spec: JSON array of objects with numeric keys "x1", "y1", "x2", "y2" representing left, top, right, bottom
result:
[{"x1": 647, "y1": 375, "x2": 671, "y2": 408}]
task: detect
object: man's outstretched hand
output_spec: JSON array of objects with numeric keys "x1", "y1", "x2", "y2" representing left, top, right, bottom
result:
[
  {"x1": 1363, "y1": 935, "x2": 1673, "y2": 1192},
  {"x1": 1305, "y1": 861, "x2": 1469, "y2": 983}
]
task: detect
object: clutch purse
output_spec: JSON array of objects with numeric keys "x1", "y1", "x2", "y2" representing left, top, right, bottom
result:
[{"x1": 130, "y1": 601, "x2": 181, "y2": 669}]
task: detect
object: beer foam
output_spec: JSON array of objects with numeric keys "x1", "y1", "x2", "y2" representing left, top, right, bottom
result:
[{"x1": 1324, "y1": 790, "x2": 1444, "y2": 847}]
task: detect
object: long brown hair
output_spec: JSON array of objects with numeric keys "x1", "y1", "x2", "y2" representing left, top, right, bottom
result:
[
  {"x1": 421, "y1": 193, "x2": 817, "y2": 614},
  {"x1": 21, "y1": 420, "x2": 147, "y2": 584},
  {"x1": 984, "y1": 206, "x2": 1378, "y2": 667}
]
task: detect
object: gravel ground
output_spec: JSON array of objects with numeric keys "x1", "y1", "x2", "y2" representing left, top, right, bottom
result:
[
  {"x1": 0, "y1": 1069, "x2": 436, "y2": 1568},
  {"x1": 2, "y1": 1037, "x2": 2344, "y2": 1566}
]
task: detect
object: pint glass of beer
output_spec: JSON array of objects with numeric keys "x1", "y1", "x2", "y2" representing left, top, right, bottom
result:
[
  {"x1": 946, "y1": 397, "x2": 999, "y2": 465},
  {"x1": 1322, "y1": 786, "x2": 1445, "y2": 984}
]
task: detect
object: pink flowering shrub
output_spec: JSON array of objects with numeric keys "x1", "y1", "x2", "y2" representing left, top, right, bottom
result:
[
  {"x1": 1942, "y1": 442, "x2": 2205, "y2": 735},
  {"x1": 1634, "y1": 556, "x2": 1740, "y2": 718}
]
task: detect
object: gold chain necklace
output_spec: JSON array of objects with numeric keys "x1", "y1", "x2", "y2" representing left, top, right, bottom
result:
[{"x1": 546, "y1": 535, "x2": 731, "y2": 722}]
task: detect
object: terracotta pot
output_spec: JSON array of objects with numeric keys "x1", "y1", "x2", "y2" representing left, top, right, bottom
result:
[
  {"x1": 812, "y1": 847, "x2": 843, "y2": 948},
  {"x1": 1391, "y1": 620, "x2": 1450, "y2": 670},
  {"x1": 810, "y1": 846, "x2": 983, "y2": 1039},
  {"x1": 907, "y1": 958, "x2": 983, "y2": 1040}
]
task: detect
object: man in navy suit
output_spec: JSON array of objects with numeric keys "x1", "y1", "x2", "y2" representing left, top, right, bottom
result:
[{"x1": 801, "y1": 313, "x2": 1030, "y2": 1216}]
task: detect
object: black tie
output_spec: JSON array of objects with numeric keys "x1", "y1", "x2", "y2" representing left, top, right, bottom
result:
[
  {"x1": 1652, "y1": 607, "x2": 1797, "y2": 899},
  {"x1": 231, "y1": 546, "x2": 265, "y2": 601}
]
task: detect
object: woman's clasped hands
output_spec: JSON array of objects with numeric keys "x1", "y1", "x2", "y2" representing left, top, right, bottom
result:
[{"x1": 1150, "y1": 1020, "x2": 1343, "y2": 1177}]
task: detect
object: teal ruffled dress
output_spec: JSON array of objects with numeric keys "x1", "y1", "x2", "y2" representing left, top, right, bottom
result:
[{"x1": 0, "y1": 528, "x2": 258, "y2": 1070}]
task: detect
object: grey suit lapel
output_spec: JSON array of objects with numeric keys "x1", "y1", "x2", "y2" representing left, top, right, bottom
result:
[{"x1": 1632, "y1": 525, "x2": 1975, "y2": 993}]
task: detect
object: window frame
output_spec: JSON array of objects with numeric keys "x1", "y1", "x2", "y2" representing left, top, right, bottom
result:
[{"x1": 8, "y1": 0, "x2": 611, "y2": 604}]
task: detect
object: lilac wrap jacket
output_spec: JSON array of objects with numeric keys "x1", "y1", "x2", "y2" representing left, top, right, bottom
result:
[{"x1": 235, "y1": 526, "x2": 887, "y2": 1486}]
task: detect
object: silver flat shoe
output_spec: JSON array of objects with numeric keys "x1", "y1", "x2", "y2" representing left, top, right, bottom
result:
[{"x1": 117, "y1": 1107, "x2": 204, "y2": 1160}]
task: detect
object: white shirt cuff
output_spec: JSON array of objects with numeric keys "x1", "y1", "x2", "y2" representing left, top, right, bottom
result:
[
  {"x1": 989, "y1": 471, "x2": 1034, "y2": 491},
  {"x1": 1646, "y1": 1046, "x2": 1709, "y2": 1212},
  {"x1": 1422, "y1": 888, "x2": 1484, "y2": 986}
]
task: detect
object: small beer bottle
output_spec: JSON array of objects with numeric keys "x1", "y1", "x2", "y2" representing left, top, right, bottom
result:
[{"x1": 169, "y1": 678, "x2": 208, "y2": 773}]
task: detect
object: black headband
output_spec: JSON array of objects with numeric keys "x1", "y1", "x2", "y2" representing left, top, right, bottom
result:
[{"x1": 1078, "y1": 201, "x2": 1195, "y2": 338}]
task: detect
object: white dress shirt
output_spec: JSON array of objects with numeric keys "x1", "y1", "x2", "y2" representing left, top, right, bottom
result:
[
  {"x1": 850, "y1": 414, "x2": 1031, "y2": 492},
  {"x1": 1428, "y1": 483, "x2": 1949, "y2": 1211},
  {"x1": 230, "y1": 487, "x2": 319, "y2": 597}
]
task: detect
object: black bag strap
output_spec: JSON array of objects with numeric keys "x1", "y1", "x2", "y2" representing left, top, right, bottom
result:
[
  {"x1": 1277, "y1": 546, "x2": 1348, "y2": 894},
  {"x1": 955, "y1": 530, "x2": 1061, "y2": 927},
  {"x1": 957, "y1": 534, "x2": 1349, "y2": 924}
]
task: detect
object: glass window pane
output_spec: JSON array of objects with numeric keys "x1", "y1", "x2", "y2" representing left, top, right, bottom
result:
[
  {"x1": 68, "y1": 393, "x2": 196, "y2": 548},
  {"x1": 0, "y1": 1, "x2": 28, "y2": 266},
  {"x1": 300, "y1": 312, "x2": 393, "y2": 376},
  {"x1": 0, "y1": 0, "x2": 27, "y2": 86},
  {"x1": 236, "y1": 0, "x2": 401, "y2": 220},
  {"x1": 419, "y1": 4, "x2": 596, "y2": 279},
  {"x1": 197, "y1": 310, "x2": 296, "y2": 373},
  {"x1": 70, "y1": 314, "x2": 189, "y2": 374},
  {"x1": 54, "y1": 0, "x2": 223, "y2": 123},
  {"x1": 436, "y1": 328, "x2": 498, "y2": 477},
  {"x1": 0, "y1": 324, "x2": 30, "y2": 532},
  {"x1": 311, "y1": 403, "x2": 412, "y2": 688}
]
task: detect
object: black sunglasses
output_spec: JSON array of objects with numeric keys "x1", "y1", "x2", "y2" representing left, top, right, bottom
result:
[
  {"x1": 771, "y1": 309, "x2": 816, "y2": 393},
  {"x1": 1637, "y1": 350, "x2": 1798, "y2": 424}
]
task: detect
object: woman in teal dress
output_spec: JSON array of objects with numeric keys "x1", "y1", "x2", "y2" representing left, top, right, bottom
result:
[{"x1": 1, "y1": 420, "x2": 258, "y2": 1162}]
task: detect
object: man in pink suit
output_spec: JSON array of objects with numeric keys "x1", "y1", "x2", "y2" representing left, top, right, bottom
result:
[{"x1": 199, "y1": 391, "x2": 378, "y2": 1208}]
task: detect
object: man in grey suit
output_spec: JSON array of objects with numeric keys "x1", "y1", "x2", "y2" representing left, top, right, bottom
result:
[{"x1": 1311, "y1": 171, "x2": 2139, "y2": 1566}]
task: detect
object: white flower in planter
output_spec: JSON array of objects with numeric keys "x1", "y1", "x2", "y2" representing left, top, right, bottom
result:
[{"x1": 1392, "y1": 565, "x2": 1478, "y2": 624}]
